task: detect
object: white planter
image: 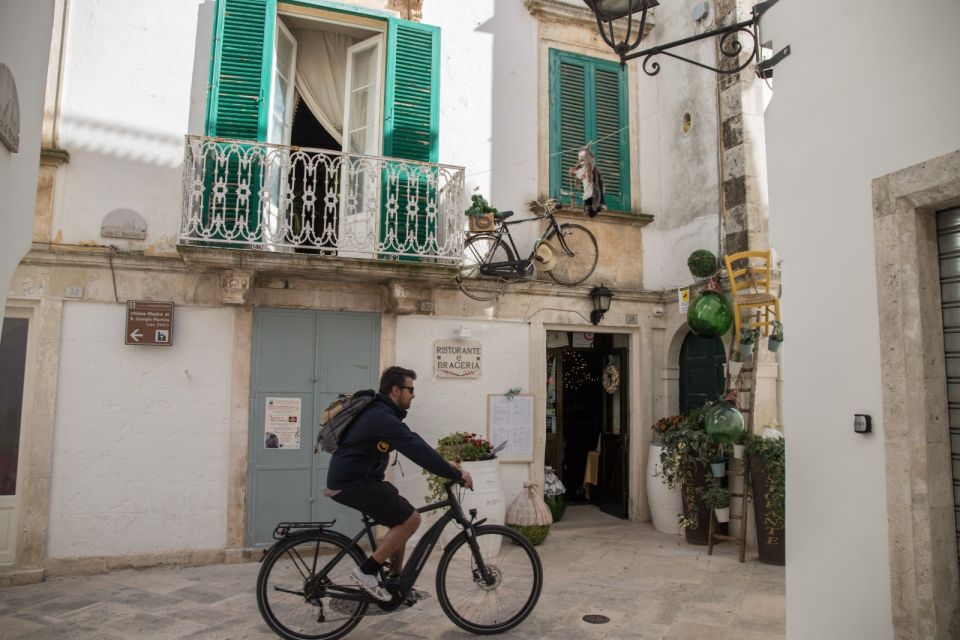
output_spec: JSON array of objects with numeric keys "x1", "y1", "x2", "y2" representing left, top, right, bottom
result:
[
  {"x1": 728, "y1": 360, "x2": 744, "y2": 377},
  {"x1": 715, "y1": 507, "x2": 730, "y2": 523},
  {"x1": 458, "y1": 458, "x2": 506, "y2": 556},
  {"x1": 733, "y1": 444, "x2": 745, "y2": 459},
  {"x1": 646, "y1": 445, "x2": 682, "y2": 535}
]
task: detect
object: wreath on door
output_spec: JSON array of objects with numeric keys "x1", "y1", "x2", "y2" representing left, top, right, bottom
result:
[{"x1": 602, "y1": 363, "x2": 620, "y2": 394}]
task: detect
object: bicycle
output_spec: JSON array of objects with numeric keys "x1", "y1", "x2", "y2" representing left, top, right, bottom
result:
[
  {"x1": 457, "y1": 199, "x2": 599, "y2": 301},
  {"x1": 256, "y1": 480, "x2": 543, "y2": 639}
]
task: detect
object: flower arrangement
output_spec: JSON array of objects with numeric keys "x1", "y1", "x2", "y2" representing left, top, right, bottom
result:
[
  {"x1": 651, "y1": 415, "x2": 682, "y2": 444},
  {"x1": 424, "y1": 432, "x2": 497, "y2": 504},
  {"x1": 436, "y1": 431, "x2": 496, "y2": 462}
]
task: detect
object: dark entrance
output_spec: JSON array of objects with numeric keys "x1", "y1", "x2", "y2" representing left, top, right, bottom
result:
[
  {"x1": 679, "y1": 332, "x2": 726, "y2": 414},
  {"x1": 545, "y1": 332, "x2": 629, "y2": 519}
]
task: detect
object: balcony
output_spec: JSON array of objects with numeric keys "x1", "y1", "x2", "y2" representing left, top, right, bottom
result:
[{"x1": 178, "y1": 136, "x2": 466, "y2": 272}]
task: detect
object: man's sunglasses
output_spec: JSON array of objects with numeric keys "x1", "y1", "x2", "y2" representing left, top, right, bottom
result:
[{"x1": 402, "y1": 386, "x2": 415, "y2": 393}]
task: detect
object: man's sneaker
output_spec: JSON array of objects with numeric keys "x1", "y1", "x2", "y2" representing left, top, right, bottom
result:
[{"x1": 351, "y1": 567, "x2": 392, "y2": 602}]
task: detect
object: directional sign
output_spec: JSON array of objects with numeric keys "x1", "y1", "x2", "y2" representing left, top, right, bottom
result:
[{"x1": 125, "y1": 300, "x2": 174, "y2": 346}]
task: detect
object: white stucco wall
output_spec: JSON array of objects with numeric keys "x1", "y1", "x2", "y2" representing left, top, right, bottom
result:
[
  {"x1": 393, "y1": 316, "x2": 531, "y2": 512},
  {"x1": 51, "y1": 0, "x2": 212, "y2": 253},
  {"x1": 638, "y1": 1, "x2": 721, "y2": 291},
  {"x1": 48, "y1": 302, "x2": 234, "y2": 557},
  {"x1": 0, "y1": 0, "x2": 55, "y2": 318},
  {"x1": 423, "y1": 0, "x2": 540, "y2": 251},
  {"x1": 763, "y1": 1, "x2": 960, "y2": 638}
]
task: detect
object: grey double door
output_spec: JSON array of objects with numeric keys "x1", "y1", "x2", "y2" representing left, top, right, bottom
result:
[{"x1": 248, "y1": 308, "x2": 380, "y2": 546}]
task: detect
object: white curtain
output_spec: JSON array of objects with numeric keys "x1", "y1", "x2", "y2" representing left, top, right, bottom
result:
[{"x1": 293, "y1": 30, "x2": 357, "y2": 146}]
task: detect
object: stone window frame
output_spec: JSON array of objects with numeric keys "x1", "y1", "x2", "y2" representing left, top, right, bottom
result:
[{"x1": 872, "y1": 148, "x2": 960, "y2": 638}]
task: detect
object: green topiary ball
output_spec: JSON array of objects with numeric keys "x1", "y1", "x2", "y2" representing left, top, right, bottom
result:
[
  {"x1": 509, "y1": 524, "x2": 550, "y2": 546},
  {"x1": 687, "y1": 249, "x2": 718, "y2": 278},
  {"x1": 687, "y1": 291, "x2": 734, "y2": 338}
]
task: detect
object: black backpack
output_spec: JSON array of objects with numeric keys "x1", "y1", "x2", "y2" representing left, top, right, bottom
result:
[{"x1": 315, "y1": 389, "x2": 376, "y2": 454}]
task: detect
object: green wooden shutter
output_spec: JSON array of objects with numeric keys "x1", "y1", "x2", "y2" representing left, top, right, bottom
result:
[
  {"x1": 549, "y1": 50, "x2": 630, "y2": 212},
  {"x1": 203, "y1": 0, "x2": 274, "y2": 241},
  {"x1": 382, "y1": 19, "x2": 440, "y2": 257},
  {"x1": 205, "y1": 0, "x2": 274, "y2": 140}
]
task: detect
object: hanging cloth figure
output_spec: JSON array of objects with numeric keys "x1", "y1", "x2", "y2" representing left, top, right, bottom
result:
[{"x1": 568, "y1": 146, "x2": 606, "y2": 218}]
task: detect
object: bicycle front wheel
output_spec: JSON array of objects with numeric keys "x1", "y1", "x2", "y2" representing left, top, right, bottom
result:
[
  {"x1": 547, "y1": 223, "x2": 598, "y2": 285},
  {"x1": 436, "y1": 524, "x2": 543, "y2": 635},
  {"x1": 458, "y1": 233, "x2": 514, "y2": 301},
  {"x1": 256, "y1": 532, "x2": 369, "y2": 640}
]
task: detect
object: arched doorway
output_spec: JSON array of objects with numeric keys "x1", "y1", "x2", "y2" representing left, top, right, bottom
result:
[{"x1": 678, "y1": 331, "x2": 726, "y2": 414}]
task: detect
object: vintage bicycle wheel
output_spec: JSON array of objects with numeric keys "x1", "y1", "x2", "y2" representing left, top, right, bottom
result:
[
  {"x1": 256, "y1": 532, "x2": 369, "y2": 640},
  {"x1": 457, "y1": 233, "x2": 515, "y2": 301},
  {"x1": 436, "y1": 524, "x2": 543, "y2": 635},
  {"x1": 547, "y1": 223, "x2": 599, "y2": 285}
]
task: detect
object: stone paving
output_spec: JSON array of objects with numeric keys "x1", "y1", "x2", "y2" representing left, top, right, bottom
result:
[{"x1": 0, "y1": 506, "x2": 784, "y2": 639}]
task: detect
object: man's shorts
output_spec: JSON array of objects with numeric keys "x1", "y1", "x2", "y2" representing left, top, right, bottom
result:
[{"x1": 330, "y1": 481, "x2": 415, "y2": 527}]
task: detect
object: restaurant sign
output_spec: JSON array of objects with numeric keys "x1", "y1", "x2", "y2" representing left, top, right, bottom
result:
[{"x1": 434, "y1": 340, "x2": 482, "y2": 378}]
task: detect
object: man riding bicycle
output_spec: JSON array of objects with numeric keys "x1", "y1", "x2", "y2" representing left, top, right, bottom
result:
[{"x1": 325, "y1": 366, "x2": 473, "y2": 602}]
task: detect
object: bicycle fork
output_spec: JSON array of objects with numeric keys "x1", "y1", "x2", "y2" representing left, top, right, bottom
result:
[{"x1": 462, "y1": 526, "x2": 497, "y2": 587}]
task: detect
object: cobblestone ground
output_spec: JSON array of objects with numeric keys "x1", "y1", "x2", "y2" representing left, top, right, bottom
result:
[{"x1": 0, "y1": 506, "x2": 785, "y2": 639}]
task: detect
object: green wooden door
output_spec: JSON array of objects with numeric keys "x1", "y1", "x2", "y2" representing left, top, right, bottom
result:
[{"x1": 679, "y1": 332, "x2": 726, "y2": 415}]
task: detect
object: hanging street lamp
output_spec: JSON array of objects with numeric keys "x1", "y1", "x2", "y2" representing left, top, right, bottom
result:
[
  {"x1": 582, "y1": 0, "x2": 789, "y2": 77},
  {"x1": 589, "y1": 285, "x2": 614, "y2": 325}
]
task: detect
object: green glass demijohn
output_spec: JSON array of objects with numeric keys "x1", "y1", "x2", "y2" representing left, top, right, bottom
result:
[
  {"x1": 704, "y1": 401, "x2": 745, "y2": 444},
  {"x1": 687, "y1": 291, "x2": 734, "y2": 338}
]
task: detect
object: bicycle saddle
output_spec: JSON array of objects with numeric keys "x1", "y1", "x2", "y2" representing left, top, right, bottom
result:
[{"x1": 494, "y1": 210, "x2": 514, "y2": 220}]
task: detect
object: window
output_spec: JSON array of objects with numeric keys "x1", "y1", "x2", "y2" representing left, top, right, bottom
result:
[
  {"x1": 549, "y1": 49, "x2": 630, "y2": 213},
  {"x1": 202, "y1": 0, "x2": 439, "y2": 253}
]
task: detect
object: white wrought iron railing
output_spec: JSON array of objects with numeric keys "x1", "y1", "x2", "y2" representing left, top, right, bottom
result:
[{"x1": 179, "y1": 136, "x2": 466, "y2": 263}]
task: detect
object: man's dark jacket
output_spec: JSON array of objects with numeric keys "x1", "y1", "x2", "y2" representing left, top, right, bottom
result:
[{"x1": 326, "y1": 394, "x2": 462, "y2": 491}]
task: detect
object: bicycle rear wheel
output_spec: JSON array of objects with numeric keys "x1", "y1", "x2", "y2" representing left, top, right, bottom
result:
[
  {"x1": 458, "y1": 233, "x2": 514, "y2": 301},
  {"x1": 547, "y1": 223, "x2": 598, "y2": 285},
  {"x1": 256, "y1": 532, "x2": 369, "y2": 640},
  {"x1": 435, "y1": 524, "x2": 543, "y2": 635}
]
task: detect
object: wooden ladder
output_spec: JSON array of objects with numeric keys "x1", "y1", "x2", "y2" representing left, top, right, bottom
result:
[{"x1": 707, "y1": 341, "x2": 758, "y2": 562}]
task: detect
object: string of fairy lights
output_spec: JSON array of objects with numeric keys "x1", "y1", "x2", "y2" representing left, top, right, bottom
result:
[{"x1": 561, "y1": 350, "x2": 601, "y2": 391}]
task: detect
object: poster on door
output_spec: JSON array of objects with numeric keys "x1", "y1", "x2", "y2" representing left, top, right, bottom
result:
[{"x1": 264, "y1": 397, "x2": 301, "y2": 449}]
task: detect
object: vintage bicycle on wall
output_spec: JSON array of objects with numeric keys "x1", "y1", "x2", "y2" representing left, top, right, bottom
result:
[{"x1": 456, "y1": 198, "x2": 599, "y2": 301}]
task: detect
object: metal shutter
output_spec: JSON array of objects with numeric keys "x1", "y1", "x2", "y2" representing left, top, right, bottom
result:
[{"x1": 936, "y1": 205, "x2": 960, "y2": 569}]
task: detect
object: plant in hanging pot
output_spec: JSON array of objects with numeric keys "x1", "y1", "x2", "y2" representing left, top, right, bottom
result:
[
  {"x1": 659, "y1": 403, "x2": 720, "y2": 544},
  {"x1": 746, "y1": 430, "x2": 785, "y2": 565},
  {"x1": 732, "y1": 431, "x2": 747, "y2": 459},
  {"x1": 727, "y1": 351, "x2": 744, "y2": 378},
  {"x1": 709, "y1": 450, "x2": 727, "y2": 478},
  {"x1": 464, "y1": 191, "x2": 498, "y2": 233},
  {"x1": 702, "y1": 485, "x2": 731, "y2": 523},
  {"x1": 738, "y1": 327, "x2": 760, "y2": 358},
  {"x1": 768, "y1": 320, "x2": 784, "y2": 352}
]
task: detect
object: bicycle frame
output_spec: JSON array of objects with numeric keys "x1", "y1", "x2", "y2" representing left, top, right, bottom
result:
[
  {"x1": 478, "y1": 212, "x2": 564, "y2": 277},
  {"x1": 269, "y1": 483, "x2": 492, "y2": 606}
]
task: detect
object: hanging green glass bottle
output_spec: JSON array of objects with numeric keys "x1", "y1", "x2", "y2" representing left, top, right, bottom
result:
[
  {"x1": 687, "y1": 291, "x2": 734, "y2": 338},
  {"x1": 704, "y1": 401, "x2": 745, "y2": 444}
]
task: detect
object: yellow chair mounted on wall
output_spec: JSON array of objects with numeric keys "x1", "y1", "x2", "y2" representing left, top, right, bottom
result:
[{"x1": 724, "y1": 249, "x2": 781, "y2": 337}]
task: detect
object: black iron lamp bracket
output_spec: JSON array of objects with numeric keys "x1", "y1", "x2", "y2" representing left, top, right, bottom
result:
[{"x1": 592, "y1": 0, "x2": 790, "y2": 78}]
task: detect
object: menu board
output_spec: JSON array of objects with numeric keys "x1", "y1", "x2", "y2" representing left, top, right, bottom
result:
[{"x1": 487, "y1": 394, "x2": 534, "y2": 462}]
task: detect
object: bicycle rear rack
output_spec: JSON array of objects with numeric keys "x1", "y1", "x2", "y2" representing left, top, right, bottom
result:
[{"x1": 272, "y1": 521, "x2": 337, "y2": 539}]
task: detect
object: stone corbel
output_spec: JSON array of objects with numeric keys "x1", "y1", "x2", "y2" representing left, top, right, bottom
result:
[
  {"x1": 384, "y1": 280, "x2": 433, "y2": 315},
  {"x1": 219, "y1": 269, "x2": 255, "y2": 306}
]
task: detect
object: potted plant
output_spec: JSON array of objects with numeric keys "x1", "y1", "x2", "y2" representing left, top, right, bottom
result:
[
  {"x1": 465, "y1": 191, "x2": 498, "y2": 233},
  {"x1": 739, "y1": 327, "x2": 760, "y2": 358},
  {"x1": 746, "y1": 429, "x2": 785, "y2": 565},
  {"x1": 702, "y1": 485, "x2": 731, "y2": 523},
  {"x1": 768, "y1": 320, "x2": 784, "y2": 352},
  {"x1": 727, "y1": 351, "x2": 744, "y2": 378},
  {"x1": 659, "y1": 403, "x2": 724, "y2": 544},
  {"x1": 710, "y1": 450, "x2": 727, "y2": 478},
  {"x1": 648, "y1": 415, "x2": 683, "y2": 534},
  {"x1": 732, "y1": 431, "x2": 747, "y2": 459}
]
